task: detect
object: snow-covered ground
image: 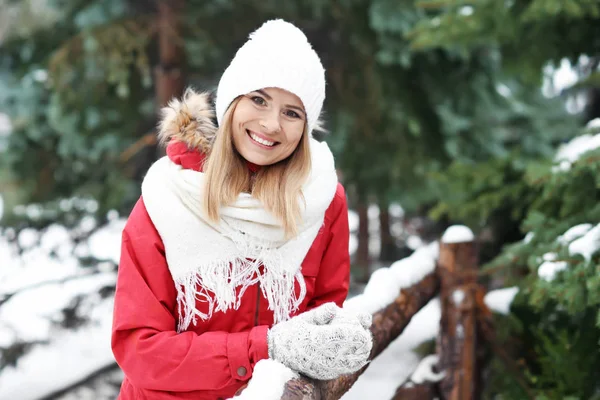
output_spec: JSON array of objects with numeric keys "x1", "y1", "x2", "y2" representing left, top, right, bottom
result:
[{"x1": 0, "y1": 218, "x2": 124, "y2": 400}]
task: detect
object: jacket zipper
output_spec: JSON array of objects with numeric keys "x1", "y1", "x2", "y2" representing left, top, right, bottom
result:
[{"x1": 254, "y1": 282, "x2": 260, "y2": 326}]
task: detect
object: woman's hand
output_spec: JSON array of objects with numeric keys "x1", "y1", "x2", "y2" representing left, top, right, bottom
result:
[{"x1": 267, "y1": 303, "x2": 372, "y2": 380}]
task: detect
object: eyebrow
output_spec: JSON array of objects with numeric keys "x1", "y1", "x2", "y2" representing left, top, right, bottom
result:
[{"x1": 255, "y1": 89, "x2": 306, "y2": 118}]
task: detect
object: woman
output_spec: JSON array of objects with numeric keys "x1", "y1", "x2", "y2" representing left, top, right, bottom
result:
[{"x1": 111, "y1": 19, "x2": 372, "y2": 400}]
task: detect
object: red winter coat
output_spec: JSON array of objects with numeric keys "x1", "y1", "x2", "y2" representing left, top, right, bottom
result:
[{"x1": 111, "y1": 142, "x2": 351, "y2": 400}]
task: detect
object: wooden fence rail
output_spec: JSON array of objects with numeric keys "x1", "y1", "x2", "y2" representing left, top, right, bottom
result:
[
  {"x1": 264, "y1": 231, "x2": 488, "y2": 400},
  {"x1": 280, "y1": 271, "x2": 440, "y2": 400}
]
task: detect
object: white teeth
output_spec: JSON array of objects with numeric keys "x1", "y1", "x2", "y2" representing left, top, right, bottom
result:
[{"x1": 249, "y1": 132, "x2": 276, "y2": 147}]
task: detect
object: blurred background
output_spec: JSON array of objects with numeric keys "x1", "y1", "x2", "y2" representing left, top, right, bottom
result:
[{"x1": 1, "y1": 0, "x2": 599, "y2": 399}]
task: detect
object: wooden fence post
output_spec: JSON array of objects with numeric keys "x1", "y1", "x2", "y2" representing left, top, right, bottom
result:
[
  {"x1": 437, "y1": 230, "x2": 482, "y2": 400},
  {"x1": 392, "y1": 382, "x2": 437, "y2": 400}
]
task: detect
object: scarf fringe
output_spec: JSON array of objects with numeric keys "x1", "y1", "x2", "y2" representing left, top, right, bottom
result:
[{"x1": 175, "y1": 255, "x2": 307, "y2": 332}]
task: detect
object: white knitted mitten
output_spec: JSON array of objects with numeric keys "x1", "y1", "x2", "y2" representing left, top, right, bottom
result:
[{"x1": 267, "y1": 303, "x2": 373, "y2": 380}]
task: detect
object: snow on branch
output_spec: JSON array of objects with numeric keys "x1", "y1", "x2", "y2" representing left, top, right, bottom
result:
[
  {"x1": 537, "y1": 222, "x2": 600, "y2": 281},
  {"x1": 553, "y1": 119, "x2": 600, "y2": 172}
]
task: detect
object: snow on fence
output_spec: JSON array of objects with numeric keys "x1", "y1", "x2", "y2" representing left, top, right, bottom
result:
[{"x1": 231, "y1": 225, "x2": 518, "y2": 400}]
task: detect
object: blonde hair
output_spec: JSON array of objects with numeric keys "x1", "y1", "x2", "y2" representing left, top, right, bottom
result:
[{"x1": 202, "y1": 97, "x2": 312, "y2": 238}]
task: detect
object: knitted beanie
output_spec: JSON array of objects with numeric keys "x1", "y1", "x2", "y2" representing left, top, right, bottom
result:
[{"x1": 215, "y1": 19, "x2": 326, "y2": 135}]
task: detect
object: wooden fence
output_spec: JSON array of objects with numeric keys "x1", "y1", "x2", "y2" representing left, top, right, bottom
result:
[{"x1": 276, "y1": 233, "x2": 496, "y2": 400}]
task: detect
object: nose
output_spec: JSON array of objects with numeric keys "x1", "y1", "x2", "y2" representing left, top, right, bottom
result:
[{"x1": 259, "y1": 112, "x2": 281, "y2": 133}]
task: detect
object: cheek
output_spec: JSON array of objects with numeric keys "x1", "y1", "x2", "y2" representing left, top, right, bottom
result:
[
  {"x1": 231, "y1": 112, "x2": 248, "y2": 142},
  {"x1": 286, "y1": 125, "x2": 305, "y2": 146},
  {"x1": 231, "y1": 102, "x2": 253, "y2": 129}
]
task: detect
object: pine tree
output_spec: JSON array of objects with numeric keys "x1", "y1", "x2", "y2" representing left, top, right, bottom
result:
[{"x1": 410, "y1": 1, "x2": 600, "y2": 397}]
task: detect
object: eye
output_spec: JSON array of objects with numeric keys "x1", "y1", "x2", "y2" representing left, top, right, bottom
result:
[
  {"x1": 284, "y1": 109, "x2": 302, "y2": 119},
  {"x1": 250, "y1": 96, "x2": 267, "y2": 106}
]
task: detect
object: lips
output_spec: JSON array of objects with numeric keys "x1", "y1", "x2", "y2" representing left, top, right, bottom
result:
[{"x1": 247, "y1": 130, "x2": 280, "y2": 148}]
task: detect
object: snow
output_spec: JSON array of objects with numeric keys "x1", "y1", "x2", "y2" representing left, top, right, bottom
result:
[
  {"x1": 538, "y1": 260, "x2": 568, "y2": 281},
  {"x1": 524, "y1": 232, "x2": 535, "y2": 244},
  {"x1": 496, "y1": 83, "x2": 512, "y2": 98},
  {"x1": 588, "y1": 118, "x2": 600, "y2": 130},
  {"x1": 344, "y1": 241, "x2": 438, "y2": 315},
  {"x1": 0, "y1": 219, "x2": 124, "y2": 400},
  {"x1": 459, "y1": 6, "x2": 474, "y2": 16},
  {"x1": 537, "y1": 222, "x2": 600, "y2": 281},
  {"x1": 441, "y1": 225, "x2": 474, "y2": 243},
  {"x1": 484, "y1": 287, "x2": 518, "y2": 315},
  {"x1": 0, "y1": 272, "x2": 116, "y2": 343},
  {"x1": 538, "y1": 252, "x2": 576, "y2": 282},
  {"x1": 409, "y1": 354, "x2": 445, "y2": 384},
  {"x1": 25, "y1": 204, "x2": 43, "y2": 220},
  {"x1": 342, "y1": 299, "x2": 441, "y2": 400},
  {"x1": 1, "y1": 245, "x2": 81, "y2": 294},
  {"x1": 87, "y1": 219, "x2": 126, "y2": 264},
  {"x1": 533, "y1": 223, "x2": 600, "y2": 281},
  {"x1": 553, "y1": 132, "x2": 600, "y2": 172},
  {"x1": 452, "y1": 289, "x2": 465, "y2": 305},
  {"x1": 40, "y1": 224, "x2": 72, "y2": 253},
  {"x1": 0, "y1": 113, "x2": 10, "y2": 147},
  {"x1": 0, "y1": 298, "x2": 116, "y2": 400},
  {"x1": 542, "y1": 58, "x2": 579, "y2": 98},
  {"x1": 389, "y1": 203, "x2": 404, "y2": 218},
  {"x1": 348, "y1": 234, "x2": 358, "y2": 255},
  {"x1": 568, "y1": 223, "x2": 600, "y2": 262},
  {"x1": 228, "y1": 359, "x2": 298, "y2": 400},
  {"x1": 406, "y1": 235, "x2": 423, "y2": 250},
  {"x1": 559, "y1": 224, "x2": 592, "y2": 245},
  {"x1": 17, "y1": 228, "x2": 39, "y2": 249},
  {"x1": 347, "y1": 210, "x2": 358, "y2": 232}
]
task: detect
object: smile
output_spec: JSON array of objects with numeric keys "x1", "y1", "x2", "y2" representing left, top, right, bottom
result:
[{"x1": 247, "y1": 130, "x2": 279, "y2": 148}]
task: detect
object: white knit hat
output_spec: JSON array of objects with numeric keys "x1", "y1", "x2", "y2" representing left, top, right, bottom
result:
[{"x1": 215, "y1": 19, "x2": 326, "y2": 135}]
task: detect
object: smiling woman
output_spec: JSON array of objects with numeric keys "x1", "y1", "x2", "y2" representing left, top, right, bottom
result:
[
  {"x1": 232, "y1": 88, "x2": 306, "y2": 166},
  {"x1": 202, "y1": 86, "x2": 312, "y2": 239},
  {"x1": 111, "y1": 19, "x2": 372, "y2": 400}
]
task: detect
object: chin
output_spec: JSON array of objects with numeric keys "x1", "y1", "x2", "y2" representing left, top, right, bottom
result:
[{"x1": 242, "y1": 152, "x2": 275, "y2": 166}]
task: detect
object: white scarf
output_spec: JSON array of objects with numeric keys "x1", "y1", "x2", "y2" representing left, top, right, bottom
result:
[{"x1": 141, "y1": 138, "x2": 338, "y2": 332}]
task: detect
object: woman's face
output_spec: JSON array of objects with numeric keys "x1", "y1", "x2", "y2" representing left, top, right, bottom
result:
[{"x1": 231, "y1": 87, "x2": 306, "y2": 166}]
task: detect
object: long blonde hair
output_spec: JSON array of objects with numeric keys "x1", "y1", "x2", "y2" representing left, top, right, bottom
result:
[{"x1": 202, "y1": 97, "x2": 312, "y2": 238}]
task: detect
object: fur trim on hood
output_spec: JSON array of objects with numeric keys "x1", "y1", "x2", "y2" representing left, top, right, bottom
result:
[{"x1": 158, "y1": 88, "x2": 217, "y2": 154}]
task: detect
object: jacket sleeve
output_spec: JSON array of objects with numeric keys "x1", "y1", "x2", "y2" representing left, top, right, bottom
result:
[
  {"x1": 111, "y1": 198, "x2": 269, "y2": 392},
  {"x1": 306, "y1": 183, "x2": 351, "y2": 310}
]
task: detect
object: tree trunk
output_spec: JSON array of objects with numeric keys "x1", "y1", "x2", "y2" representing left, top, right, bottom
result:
[
  {"x1": 378, "y1": 202, "x2": 397, "y2": 262},
  {"x1": 437, "y1": 239, "x2": 482, "y2": 400},
  {"x1": 356, "y1": 203, "x2": 370, "y2": 283},
  {"x1": 154, "y1": 0, "x2": 185, "y2": 157},
  {"x1": 132, "y1": 0, "x2": 186, "y2": 182}
]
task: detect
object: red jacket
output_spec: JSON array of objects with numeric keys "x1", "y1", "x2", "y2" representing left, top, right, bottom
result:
[{"x1": 111, "y1": 142, "x2": 351, "y2": 399}]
